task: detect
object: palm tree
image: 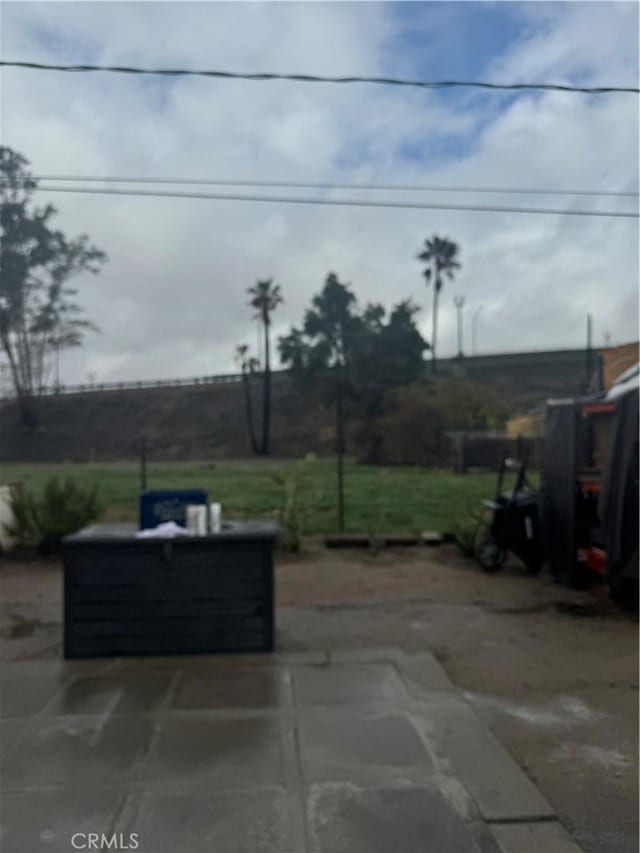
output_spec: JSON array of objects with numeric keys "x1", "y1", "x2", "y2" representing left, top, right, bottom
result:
[
  {"x1": 417, "y1": 236, "x2": 461, "y2": 374},
  {"x1": 248, "y1": 279, "x2": 284, "y2": 455},
  {"x1": 234, "y1": 344, "x2": 260, "y2": 455}
]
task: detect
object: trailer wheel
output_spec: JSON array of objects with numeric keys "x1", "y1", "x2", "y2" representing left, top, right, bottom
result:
[
  {"x1": 608, "y1": 548, "x2": 639, "y2": 613},
  {"x1": 524, "y1": 555, "x2": 544, "y2": 575},
  {"x1": 609, "y1": 577, "x2": 638, "y2": 612},
  {"x1": 475, "y1": 537, "x2": 507, "y2": 572}
]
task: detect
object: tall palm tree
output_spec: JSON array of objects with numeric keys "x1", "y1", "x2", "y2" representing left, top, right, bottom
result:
[
  {"x1": 234, "y1": 344, "x2": 260, "y2": 455},
  {"x1": 417, "y1": 236, "x2": 461, "y2": 374},
  {"x1": 248, "y1": 279, "x2": 284, "y2": 455}
]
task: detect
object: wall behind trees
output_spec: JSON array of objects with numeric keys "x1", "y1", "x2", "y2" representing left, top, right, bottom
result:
[
  {"x1": 0, "y1": 348, "x2": 600, "y2": 463},
  {"x1": 0, "y1": 377, "x2": 333, "y2": 462}
]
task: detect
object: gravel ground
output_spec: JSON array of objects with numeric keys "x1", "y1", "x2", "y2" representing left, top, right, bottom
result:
[{"x1": 1, "y1": 543, "x2": 637, "y2": 853}]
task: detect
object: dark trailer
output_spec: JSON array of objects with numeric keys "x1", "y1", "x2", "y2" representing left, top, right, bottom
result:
[{"x1": 542, "y1": 381, "x2": 638, "y2": 603}]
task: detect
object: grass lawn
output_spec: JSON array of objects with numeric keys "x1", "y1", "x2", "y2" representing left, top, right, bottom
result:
[{"x1": 0, "y1": 459, "x2": 503, "y2": 536}]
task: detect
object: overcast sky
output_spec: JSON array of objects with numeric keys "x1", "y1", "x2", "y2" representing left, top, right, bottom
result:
[{"x1": 1, "y1": 0, "x2": 638, "y2": 385}]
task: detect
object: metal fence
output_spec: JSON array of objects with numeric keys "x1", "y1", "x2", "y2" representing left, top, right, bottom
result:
[
  {"x1": 445, "y1": 431, "x2": 544, "y2": 473},
  {"x1": 0, "y1": 371, "x2": 253, "y2": 402}
]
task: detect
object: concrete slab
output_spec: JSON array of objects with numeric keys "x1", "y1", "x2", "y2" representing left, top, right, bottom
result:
[
  {"x1": 0, "y1": 787, "x2": 126, "y2": 853},
  {"x1": 173, "y1": 668, "x2": 292, "y2": 710},
  {"x1": 293, "y1": 664, "x2": 409, "y2": 707},
  {"x1": 398, "y1": 652, "x2": 455, "y2": 692},
  {"x1": 105, "y1": 649, "x2": 330, "y2": 670},
  {"x1": 0, "y1": 651, "x2": 579, "y2": 851},
  {"x1": 0, "y1": 717, "x2": 34, "y2": 771},
  {"x1": 116, "y1": 787, "x2": 299, "y2": 853},
  {"x1": 410, "y1": 692, "x2": 554, "y2": 821},
  {"x1": 491, "y1": 820, "x2": 584, "y2": 853},
  {"x1": 328, "y1": 648, "x2": 407, "y2": 664},
  {"x1": 307, "y1": 781, "x2": 481, "y2": 853},
  {"x1": 298, "y1": 712, "x2": 433, "y2": 783},
  {"x1": 0, "y1": 674, "x2": 69, "y2": 718},
  {"x1": 139, "y1": 714, "x2": 289, "y2": 789},
  {"x1": 43, "y1": 672, "x2": 175, "y2": 715},
  {"x1": 0, "y1": 717, "x2": 30, "y2": 752},
  {"x1": 1, "y1": 715, "x2": 154, "y2": 788},
  {"x1": 0, "y1": 660, "x2": 112, "y2": 679},
  {"x1": 272, "y1": 651, "x2": 331, "y2": 667}
]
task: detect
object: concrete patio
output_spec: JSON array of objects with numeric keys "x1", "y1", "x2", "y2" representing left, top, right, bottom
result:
[{"x1": 0, "y1": 648, "x2": 583, "y2": 853}]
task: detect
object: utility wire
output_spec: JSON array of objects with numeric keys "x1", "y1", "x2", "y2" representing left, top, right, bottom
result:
[
  {"x1": 32, "y1": 184, "x2": 639, "y2": 218},
  {"x1": 1, "y1": 60, "x2": 638, "y2": 94},
  {"x1": 23, "y1": 174, "x2": 639, "y2": 198}
]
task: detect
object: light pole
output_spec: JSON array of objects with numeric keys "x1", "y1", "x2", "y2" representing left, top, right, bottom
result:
[
  {"x1": 586, "y1": 313, "x2": 593, "y2": 391},
  {"x1": 471, "y1": 305, "x2": 483, "y2": 355},
  {"x1": 453, "y1": 295, "x2": 466, "y2": 357}
]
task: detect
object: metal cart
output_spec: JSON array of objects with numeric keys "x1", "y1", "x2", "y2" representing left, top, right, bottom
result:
[{"x1": 473, "y1": 457, "x2": 544, "y2": 573}]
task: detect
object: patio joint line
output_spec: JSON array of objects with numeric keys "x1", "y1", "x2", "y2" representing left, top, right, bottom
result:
[
  {"x1": 289, "y1": 664, "x2": 311, "y2": 853},
  {"x1": 485, "y1": 815, "x2": 559, "y2": 825}
]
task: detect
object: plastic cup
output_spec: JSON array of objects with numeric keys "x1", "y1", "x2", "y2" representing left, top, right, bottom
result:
[
  {"x1": 186, "y1": 505, "x2": 207, "y2": 535},
  {"x1": 210, "y1": 502, "x2": 222, "y2": 534}
]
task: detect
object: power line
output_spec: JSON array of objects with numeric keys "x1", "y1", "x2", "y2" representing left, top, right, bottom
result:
[
  {"x1": 31, "y1": 184, "x2": 639, "y2": 218},
  {"x1": 1, "y1": 60, "x2": 638, "y2": 94},
  {"x1": 23, "y1": 174, "x2": 639, "y2": 198}
]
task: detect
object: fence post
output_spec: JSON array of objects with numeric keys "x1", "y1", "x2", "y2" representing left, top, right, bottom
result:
[
  {"x1": 336, "y1": 387, "x2": 345, "y2": 533},
  {"x1": 456, "y1": 434, "x2": 466, "y2": 475},
  {"x1": 140, "y1": 437, "x2": 147, "y2": 492}
]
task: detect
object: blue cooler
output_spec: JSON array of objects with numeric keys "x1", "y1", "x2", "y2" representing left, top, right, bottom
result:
[{"x1": 139, "y1": 489, "x2": 209, "y2": 530}]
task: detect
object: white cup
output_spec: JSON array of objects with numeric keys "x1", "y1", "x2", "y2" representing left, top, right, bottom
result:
[
  {"x1": 186, "y1": 505, "x2": 207, "y2": 535},
  {"x1": 209, "y1": 502, "x2": 221, "y2": 533}
]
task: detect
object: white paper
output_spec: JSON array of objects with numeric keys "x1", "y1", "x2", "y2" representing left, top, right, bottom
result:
[{"x1": 135, "y1": 521, "x2": 190, "y2": 538}]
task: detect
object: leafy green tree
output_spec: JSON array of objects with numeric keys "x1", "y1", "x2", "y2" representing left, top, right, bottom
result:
[
  {"x1": 417, "y1": 235, "x2": 461, "y2": 375},
  {"x1": 355, "y1": 299, "x2": 428, "y2": 392},
  {"x1": 375, "y1": 385, "x2": 445, "y2": 466},
  {"x1": 434, "y1": 378, "x2": 510, "y2": 431},
  {"x1": 248, "y1": 279, "x2": 283, "y2": 455},
  {"x1": 0, "y1": 146, "x2": 106, "y2": 427},
  {"x1": 351, "y1": 299, "x2": 429, "y2": 463},
  {"x1": 278, "y1": 273, "x2": 361, "y2": 531},
  {"x1": 279, "y1": 273, "x2": 428, "y2": 525}
]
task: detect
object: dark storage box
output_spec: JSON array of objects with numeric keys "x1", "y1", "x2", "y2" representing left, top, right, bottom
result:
[
  {"x1": 139, "y1": 489, "x2": 208, "y2": 530},
  {"x1": 62, "y1": 522, "x2": 277, "y2": 658}
]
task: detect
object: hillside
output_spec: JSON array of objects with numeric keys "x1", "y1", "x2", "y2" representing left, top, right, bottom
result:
[
  {"x1": 0, "y1": 378, "x2": 333, "y2": 463},
  {"x1": 0, "y1": 348, "x2": 596, "y2": 463}
]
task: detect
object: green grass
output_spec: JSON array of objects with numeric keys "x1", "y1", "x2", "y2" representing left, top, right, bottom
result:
[{"x1": 0, "y1": 459, "x2": 501, "y2": 536}]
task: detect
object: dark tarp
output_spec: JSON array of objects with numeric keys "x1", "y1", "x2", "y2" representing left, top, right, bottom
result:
[
  {"x1": 541, "y1": 402, "x2": 580, "y2": 584},
  {"x1": 598, "y1": 388, "x2": 639, "y2": 593}
]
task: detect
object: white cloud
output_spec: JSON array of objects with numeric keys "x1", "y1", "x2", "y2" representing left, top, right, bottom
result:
[{"x1": 1, "y1": 1, "x2": 637, "y2": 384}]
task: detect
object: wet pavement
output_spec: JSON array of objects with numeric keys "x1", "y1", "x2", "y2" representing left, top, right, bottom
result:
[{"x1": 0, "y1": 650, "x2": 583, "y2": 853}]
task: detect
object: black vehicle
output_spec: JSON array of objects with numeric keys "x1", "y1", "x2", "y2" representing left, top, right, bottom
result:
[
  {"x1": 473, "y1": 457, "x2": 544, "y2": 573},
  {"x1": 542, "y1": 385, "x2": 638, "y2": 605}
]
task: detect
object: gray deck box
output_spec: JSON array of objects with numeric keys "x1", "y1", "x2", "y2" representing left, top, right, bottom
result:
[{"x1": 62, "y1": 522, "x2": 277, "y2": 658}]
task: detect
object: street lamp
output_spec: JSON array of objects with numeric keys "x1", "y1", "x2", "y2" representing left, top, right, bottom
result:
[
  {"x1": 453, "y1": 295, "x2": 466, "y2": 357},
  {"x1": 471, "y1": 306, "x2": 483, "y2": 355}
]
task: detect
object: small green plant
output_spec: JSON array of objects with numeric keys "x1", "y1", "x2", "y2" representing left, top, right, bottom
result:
[
  {"x1": 270, "y1": 459, "x2": 316, "y2": 553},
  {"x1": 365, "y1": 471, "x2": 390, "y2": 551},
  {"x1": 275, "y1": 473, "x2": 302, "y2": 553},
  {"x1": 4, "y1": 477, "x2": 102, "y2": 553},
  {"x1": 454, "y1": 511, "x2": 480, "y2": 558}
]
